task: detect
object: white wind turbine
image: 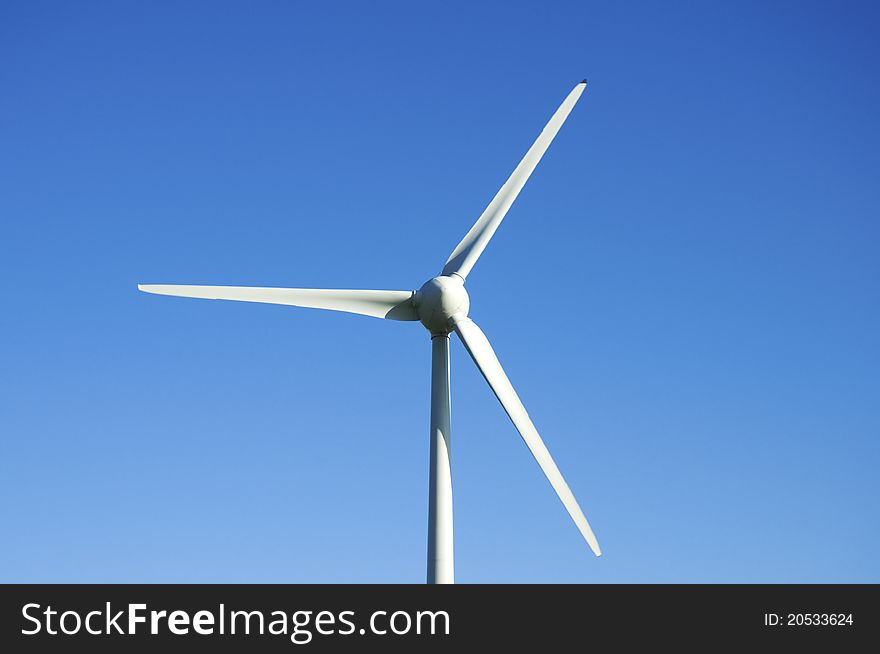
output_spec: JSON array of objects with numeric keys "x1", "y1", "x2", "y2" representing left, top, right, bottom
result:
[{"x1": 140, "y1": 81, "x2": 600, "y2": 583}]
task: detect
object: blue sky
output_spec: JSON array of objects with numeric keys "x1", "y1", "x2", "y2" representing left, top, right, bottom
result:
[{"x1": 1, "y1": 1, "x2": 877, "y2": 583}]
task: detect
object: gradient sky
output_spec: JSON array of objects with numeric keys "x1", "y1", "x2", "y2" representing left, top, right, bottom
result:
[{"x1": 1, "y1": 1, "x2": 878, "y2": 583}]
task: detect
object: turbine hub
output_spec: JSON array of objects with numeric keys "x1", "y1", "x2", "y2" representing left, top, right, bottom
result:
[{"x1": 415, "y1": 275, "x2": 469, "y2": 334}]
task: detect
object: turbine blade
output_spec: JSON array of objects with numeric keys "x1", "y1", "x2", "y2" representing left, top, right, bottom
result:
[
  {"x1": 441, "y1": 81, "x2": 587, "y2": 281},
  {"x1": 137, "y1": 285, "x2": 418, "y2": 321},
  {"x1": 452, "y1": 315, "x2": 601, "y2": 556}
]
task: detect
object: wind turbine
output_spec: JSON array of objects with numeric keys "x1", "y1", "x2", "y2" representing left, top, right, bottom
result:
[{"x1": 139, "y1": 80, "x2": 600, "y2": 583}]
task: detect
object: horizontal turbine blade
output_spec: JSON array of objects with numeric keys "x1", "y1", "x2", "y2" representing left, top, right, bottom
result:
[
  {"x1": 452, "y1": 315, "x2": 601, "y2": 556},
  {"x1": 137, "y1": 285, "x2": 418, "y2": 321},
  {"x1": 441, "y1": 81, "x2": 587, "y2": 281}
]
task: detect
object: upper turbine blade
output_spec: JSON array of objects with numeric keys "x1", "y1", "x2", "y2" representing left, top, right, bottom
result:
[
  {"x1": 451, "y1": 315, "x2": 601, "y2": 556},
  {"x1": 137, "y1": 285, "x2": 418, "y2": 321},
  {"x1": 441, "y1": 81, "x2": 587, "y2": 281}
]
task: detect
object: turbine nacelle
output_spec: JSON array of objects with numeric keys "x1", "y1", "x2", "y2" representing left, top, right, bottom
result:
[{"x1": 415, "y1": 275, "x2": 469, "y2": 334}]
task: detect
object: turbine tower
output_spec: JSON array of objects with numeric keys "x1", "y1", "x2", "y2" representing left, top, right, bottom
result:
[{"x1": 140, "y1": 81, "x2": 600, "y2": 583}]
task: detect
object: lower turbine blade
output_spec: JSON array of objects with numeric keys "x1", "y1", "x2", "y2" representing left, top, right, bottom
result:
[
  {"x1": 452, "y1": 315, "x2": 601, "y2": 556},
  {"x1": 138, "y1": 285, "x2": 418, "y2": 321}
]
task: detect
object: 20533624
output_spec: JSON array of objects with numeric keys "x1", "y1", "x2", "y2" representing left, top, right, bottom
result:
[{"x1": 764, "y1": 613, "x2": 854, "y2": 627}]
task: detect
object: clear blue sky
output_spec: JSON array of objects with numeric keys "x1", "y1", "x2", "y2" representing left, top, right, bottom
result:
[{"x1": 1, "y1": 1, "x2": 877, "y2": 583}]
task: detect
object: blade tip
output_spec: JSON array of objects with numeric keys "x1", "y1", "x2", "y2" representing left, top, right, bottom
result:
[{"x1": 580, "y1": 78, "x2": 587, "y2": 85}]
